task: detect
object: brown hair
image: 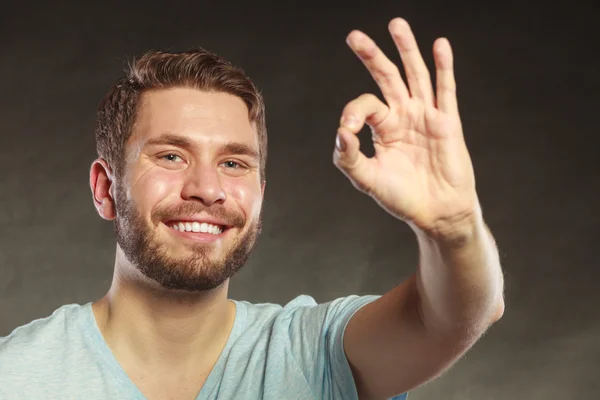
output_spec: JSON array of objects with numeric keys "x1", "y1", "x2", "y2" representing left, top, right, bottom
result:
[{"x1": 95, "y1": 48, "x2": 267, "y2": 182}]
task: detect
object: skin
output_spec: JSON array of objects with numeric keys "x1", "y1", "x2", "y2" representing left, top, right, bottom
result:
[
  {"x1": 89, "y1": 89, "x2": 264, "y2": 398},
  {"x1": 335, "y1": 18, "x2": 504, "y2": 399},
  {"x1": 88, "y1": 16, "x2": 504, "y2": 400}
]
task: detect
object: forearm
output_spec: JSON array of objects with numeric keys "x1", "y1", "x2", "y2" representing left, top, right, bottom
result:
[{"x1": 412, "y1": 206, "x2": 505, "y2": 339}]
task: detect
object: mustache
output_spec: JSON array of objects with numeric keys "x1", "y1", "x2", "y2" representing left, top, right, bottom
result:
[{"x1": 152, "y1": 202, "x2": 245, "y2": 228}]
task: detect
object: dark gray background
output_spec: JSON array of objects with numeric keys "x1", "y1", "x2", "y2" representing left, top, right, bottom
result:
[{"x1": 1, "y1": 0, "x2": 598, "y2": 399}]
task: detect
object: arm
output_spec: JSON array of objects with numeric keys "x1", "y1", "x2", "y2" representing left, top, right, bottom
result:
[
  {"x1": 331, "y1": 18, "x2": 505, "y2": 399},
  {"x1": 413, "y1": 209, "x2": 504, "y2": 338},
  {"x1": 344, "y1": 208, "x2": 504, "y2": 399}
]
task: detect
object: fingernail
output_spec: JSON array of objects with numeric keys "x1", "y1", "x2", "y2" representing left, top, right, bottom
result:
[{"x1": 336, "y1": 134, "x2": 347, "y2": 152}]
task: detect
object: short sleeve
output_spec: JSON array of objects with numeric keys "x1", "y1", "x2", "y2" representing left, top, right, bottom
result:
[{"x1": 280, "y1": 295, "x2": 403, "y2": 399}]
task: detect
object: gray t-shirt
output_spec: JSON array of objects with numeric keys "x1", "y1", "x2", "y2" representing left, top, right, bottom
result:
[{"x1": 0, "y1": 294, "x2": 408, "y2": 399}]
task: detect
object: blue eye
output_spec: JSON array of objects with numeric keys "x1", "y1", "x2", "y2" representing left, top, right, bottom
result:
[
  {"x1": 223, "y1": 161, "x2": 240, "y2": 168},
  {"x1": 163, "y1": 154, "x2": 182, "y2": 162}
]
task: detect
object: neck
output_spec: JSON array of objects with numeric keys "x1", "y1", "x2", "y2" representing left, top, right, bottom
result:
[{"x1": 92, "y1": 256, "x2": 236, "y2": 373}]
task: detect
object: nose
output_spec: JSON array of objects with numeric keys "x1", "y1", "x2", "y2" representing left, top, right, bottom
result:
[{"x1": 180, "y1": 164, "x2": 227, "y2": 206}]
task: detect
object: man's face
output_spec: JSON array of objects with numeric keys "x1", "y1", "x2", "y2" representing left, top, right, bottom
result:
[{"x1": 113, "y1": 88, "x2": 264, "y2": 292}]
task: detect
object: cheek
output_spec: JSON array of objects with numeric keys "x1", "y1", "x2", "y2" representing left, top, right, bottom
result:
[
  {"x1": 226, "y1": 180, "x2": 263, "y2": 217},
  {"x1": 130, "y1": 169, "x2": 181, "y2": 210}
]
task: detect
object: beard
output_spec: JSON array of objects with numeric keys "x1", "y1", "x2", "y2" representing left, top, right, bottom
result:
[{"x1": 113, "y1": 185, "x2": 262, "y2": 292}]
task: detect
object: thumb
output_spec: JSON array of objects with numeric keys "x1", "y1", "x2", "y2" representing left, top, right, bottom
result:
[
  {"x1": 333, "y1": 93, "x2": 389, "y2": 194},
  {"x1": 333, "y1": 127, "x2": 372, "y2": 194}
]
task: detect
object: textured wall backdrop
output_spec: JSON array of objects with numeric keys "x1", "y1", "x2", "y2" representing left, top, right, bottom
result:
[{"x1": 0, "y1": 1, "x2": 598, "y2": 399}]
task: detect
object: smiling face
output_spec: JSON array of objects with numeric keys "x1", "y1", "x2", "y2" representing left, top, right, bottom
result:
[{"x1": 111, "y1": 87, "x2": 264, "y2": 291}]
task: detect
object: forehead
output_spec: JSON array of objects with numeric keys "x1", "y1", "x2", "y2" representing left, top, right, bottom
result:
[{"x1": 131, "y1": 87, "x2": 257, "y2": 148}]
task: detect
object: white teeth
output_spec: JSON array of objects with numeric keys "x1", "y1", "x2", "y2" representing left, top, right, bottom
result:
[
  {"x1": 192, "y1": 222, "x2": 201, "y2": 232},
  {"x1": 170, "y1": 222, "x2": 224, "y2": 235}
]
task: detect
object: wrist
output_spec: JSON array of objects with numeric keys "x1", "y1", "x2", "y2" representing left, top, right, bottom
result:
[{"x1": 412, "y1": 204, "x2": 485, "y2": 249}]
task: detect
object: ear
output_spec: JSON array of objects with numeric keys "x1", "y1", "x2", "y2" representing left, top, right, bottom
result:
[
  {"x1": 260, "y1": 180, "x2": 266, "y2": 197},
  {"x1": 90, "y1": 158, "x2": 116, "y2": 220}
]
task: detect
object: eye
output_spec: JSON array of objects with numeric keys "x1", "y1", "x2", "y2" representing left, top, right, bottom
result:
[
  {"x1": 221, "y1": 160, "x2": 242, "y2": 169},
  {"x1": 162, "y1": 153, "x2": 183, "y2": 163}
]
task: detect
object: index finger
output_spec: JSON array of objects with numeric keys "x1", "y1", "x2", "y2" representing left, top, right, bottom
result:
[{"x1": 346, "y1": 30, "x2": 409, "y2": 107}]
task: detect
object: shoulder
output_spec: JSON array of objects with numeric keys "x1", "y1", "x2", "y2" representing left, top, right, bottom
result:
[
  {"x1": 0, "y1": 303, "x2": 90, "y2": 365},
  {"x1": 284, "y1": 294, "x2": 381, "y2": 333},
  {"x1": 235, "y1": 294, "x2": 380, "y2": 336},
  {"x1": 225, "y1": 294, "x2": 381, "y2": 399}
]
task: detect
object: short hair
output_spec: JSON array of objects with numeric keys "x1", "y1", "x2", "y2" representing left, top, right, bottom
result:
[{"x1": 94, "y1": 48, "x2": 267, "y2": 181}]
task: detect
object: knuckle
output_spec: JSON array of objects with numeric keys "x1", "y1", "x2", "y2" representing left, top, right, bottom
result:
[
  {"x1": 342, "y1": 102, "x2": 360, "y2": 117},
  {"x1": 333, "y1": 156, "x2": 351, "y2": 173},
  {"x1": 375, "y1": 64, "x2": 400, "y2": 82},
  {"x1": 361, "y1": 45, "x2": 378, "y2": 59},
  {"x1": 359, "y1": 93, "x2": 379, "y2": 103},
  {"x1": 438, "y1": 80, "x2": 457, "y2": 93}
]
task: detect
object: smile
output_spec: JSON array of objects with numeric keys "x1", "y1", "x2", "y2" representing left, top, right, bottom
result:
[{"x1": 169, "y1": 221, "x2": 224, "y2": 235}]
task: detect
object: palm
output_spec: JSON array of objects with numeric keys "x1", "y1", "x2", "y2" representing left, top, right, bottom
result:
[
  {"x1": 333, "y1": 22, "x2": 478, "y2": 233},
  {"x1": 368, "y1": 107, "x2": 474, "y2": 229}
]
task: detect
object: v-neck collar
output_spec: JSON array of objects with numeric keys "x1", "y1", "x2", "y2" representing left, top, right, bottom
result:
[{"x1": 79, "y1": 300, "x2": 247, "y2": 399}]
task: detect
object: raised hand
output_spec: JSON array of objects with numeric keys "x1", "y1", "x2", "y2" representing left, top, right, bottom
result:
[{"x1": 334, "y1": 18, "x2": 480, "y2": 235}]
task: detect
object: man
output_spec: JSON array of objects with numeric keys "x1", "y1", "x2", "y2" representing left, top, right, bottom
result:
[{"x1": 0, "y1": 17, "x2": 504, "y2": 400}]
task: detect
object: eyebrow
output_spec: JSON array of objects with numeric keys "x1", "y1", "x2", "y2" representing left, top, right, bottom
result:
[
  {"x1": 221, "y1": 141, "x2": 259, "y2": 160},
  {"x1": 145, "y1": 133, "x2": 259, "y2": 160},
  {"x1": 145, "y1": 134, "x2": 195, "y2": 149}
]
